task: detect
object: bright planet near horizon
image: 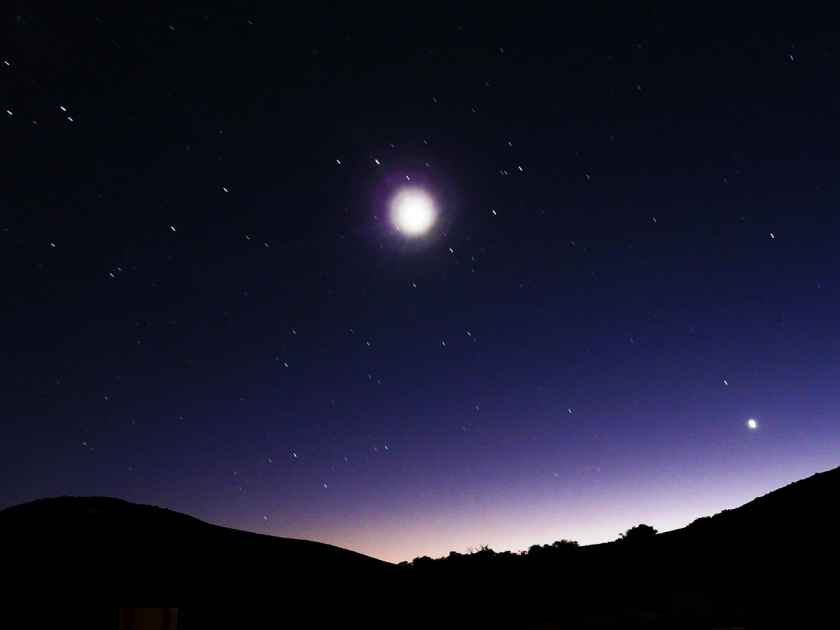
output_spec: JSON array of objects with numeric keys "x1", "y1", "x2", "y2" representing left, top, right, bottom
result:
[
  {"x1": 746, "y1": 418, "x2": 759, "y2": 430},
  {"x1": 389, "y1": 186, "x2": 437, "y2": 237}
]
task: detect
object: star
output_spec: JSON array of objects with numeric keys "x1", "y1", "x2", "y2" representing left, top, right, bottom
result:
[{"x1": 389, "y1": 187, "x2": 437, "y2": 237}]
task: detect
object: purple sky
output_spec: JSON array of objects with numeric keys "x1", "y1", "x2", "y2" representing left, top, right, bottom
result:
[{"x1": 2, "y1": 5, "x2": 839, "y2": 562}]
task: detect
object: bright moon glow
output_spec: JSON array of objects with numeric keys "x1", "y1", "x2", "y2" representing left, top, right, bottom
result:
[
  {"x1": 389, "y1": 187, "x2": 437, "y2": 237},
  {"x1": 746, "y1": 418, "x2": 758, "y2": 430}
]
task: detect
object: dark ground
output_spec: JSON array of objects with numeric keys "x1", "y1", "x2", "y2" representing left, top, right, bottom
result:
[{"x1": 2, "y1": 465, "x2": 838, "y2": 628}]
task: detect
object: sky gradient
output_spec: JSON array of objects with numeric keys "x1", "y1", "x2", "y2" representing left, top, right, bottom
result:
[{"x1": 2, "y1": 4, "x2": 839, "y2": 562}]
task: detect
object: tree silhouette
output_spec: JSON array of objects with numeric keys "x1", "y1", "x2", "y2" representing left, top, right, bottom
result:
[
  {"x1": 525, "y1": 540, "x2": 580, "y2": 560},
  {"x1": 411, "y1": 555, "x2": 435, "y2": 568},
  {"x1": 551, "y1": 539, "x2": 579, "y2": 550},
  {"x1": 404, "y1": 538, "x2": 579, "y2": 572},
  {"x1": 618, "y1": 523, "x2": 658, "y2": 543},
  {"x1": 473, "y1": 545, "x2": 495, "y2": 559}
]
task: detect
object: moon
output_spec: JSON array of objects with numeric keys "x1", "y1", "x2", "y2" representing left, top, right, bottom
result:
[
  {"x1": 389, "y1": 187, "x2": 437, "y2": 237},
  {"x1": 746, "y1": 418, "x2": 758, "y2": 430}
]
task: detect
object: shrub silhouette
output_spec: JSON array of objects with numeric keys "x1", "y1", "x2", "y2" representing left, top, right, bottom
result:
[
  {"x1": 552, "y1": 539, "x2": 579, "y2": 550},
  {"x1": 618, "y1": 523, "x2": 658, "y2": 543},
  {"x1": 404, "y1": 538, "x2": 580, "y2": 573}
]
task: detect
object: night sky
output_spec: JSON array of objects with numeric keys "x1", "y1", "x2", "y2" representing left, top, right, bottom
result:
[{"x1": 3, "y1": 5, "x2": 839, "y2": 563}]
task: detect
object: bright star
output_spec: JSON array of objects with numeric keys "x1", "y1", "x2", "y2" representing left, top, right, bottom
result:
[
  {"x1": 746, "y1": 418, "x2": 758, "y2": 430},
  {"x1": 389, "y1": 187, "x2": 437, "y2": 237}
]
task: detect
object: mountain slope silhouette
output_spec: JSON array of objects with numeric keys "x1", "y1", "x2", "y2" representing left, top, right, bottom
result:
[{"x1": 2, "y1": 465, "x2": 838, "y2": 628}]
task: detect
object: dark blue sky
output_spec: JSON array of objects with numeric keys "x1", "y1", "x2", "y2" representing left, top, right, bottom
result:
[{"x1": 2, "y1": 4, "x2": 839, "y2": 561}]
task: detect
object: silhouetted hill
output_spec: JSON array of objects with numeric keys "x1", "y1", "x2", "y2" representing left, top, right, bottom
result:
[
  {"x1": 401, "y1": 465, "x2": 840, "y2": 628},
  {"x1": 1, "y1": 496, "x2": 389, "y2": 578},
  {"x1": 678, "y1": 463, "x2": 840, "y2": 535},
  {"x1": 1, "y1": 495, "x2": 395, "y2": 627},
  {"x1": 3, "y1": 466, "x2": 838, "y2": 628}
]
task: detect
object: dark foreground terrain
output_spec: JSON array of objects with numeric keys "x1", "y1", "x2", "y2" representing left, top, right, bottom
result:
[{"x1": 3, "y1": 465, "x2": 839, "y2": 628}]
